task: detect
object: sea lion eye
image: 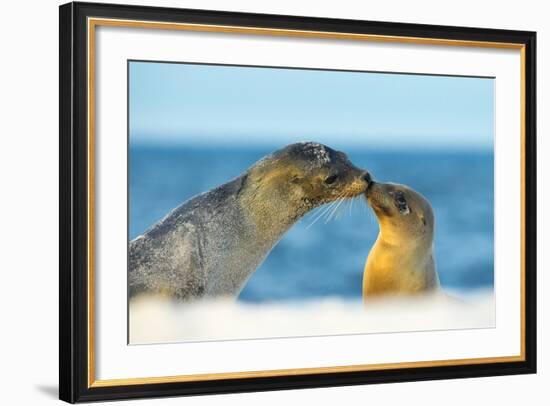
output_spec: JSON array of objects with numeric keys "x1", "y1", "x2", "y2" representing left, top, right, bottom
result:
[
  {"x1": 395, "y1": 192, "x2": 406, "y2": 204},
  {"x1": 394, "y1": 191, "x2": 409, "y2": 214},
  {"x1": 324, "y1": 174, "x2": 338, "y2": 185}
]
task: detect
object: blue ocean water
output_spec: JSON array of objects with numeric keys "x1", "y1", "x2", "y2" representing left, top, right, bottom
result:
[{"x1": 129, "y1": 145, "x2": 494, "y2": 302}]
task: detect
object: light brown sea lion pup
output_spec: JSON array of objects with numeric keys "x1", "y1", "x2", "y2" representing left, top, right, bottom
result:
[
  {"x1": 362, "y1": 181, "x2": 439, "y2": 301},
  {"x1": 129, "y1": 142, "x2": 372, "y2": 302}
]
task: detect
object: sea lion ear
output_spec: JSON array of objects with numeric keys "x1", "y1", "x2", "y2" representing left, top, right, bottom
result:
[{"x1": 290, "y1": 175, "x2": 303, "y2": 184}]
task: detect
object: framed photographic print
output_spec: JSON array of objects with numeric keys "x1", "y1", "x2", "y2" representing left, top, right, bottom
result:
[{"x1": 59, "y1": 1, "x2": 537, "y2": 403}]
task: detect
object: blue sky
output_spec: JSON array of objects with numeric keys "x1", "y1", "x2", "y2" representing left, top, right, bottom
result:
[{"x1": 129, "y1": 61, "x2": 494, "y2": 150}]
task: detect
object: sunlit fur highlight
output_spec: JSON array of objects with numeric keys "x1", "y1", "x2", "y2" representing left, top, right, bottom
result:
[{"x1": 363, "y1": 182, "x2": 439, "y2": 300}]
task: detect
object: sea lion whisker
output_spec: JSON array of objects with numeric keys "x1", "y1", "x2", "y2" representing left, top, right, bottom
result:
[
  {"x1": 318, "y1": 192, "x2": 348, "y2": 223},
  {"x1": 356, "y1": 195, "x2": 366, "y2": 215},
  {"x1": 323, "y1": 192, "x2": 348, "y2": 223},
  {"x1": 366, "y1": 204, "x2": 376, "y2": 224},
  {"x1": 348, "y1": 194, "x2": 358, "y2": 217},
  {"x1": 336, "y1": 196, "x2": 349, "y2": 220},
  {"x1": 343, "y1": 192, "x2": 355, "y2": 219},
  {"x1": 335, "y1": 200, "x2": 345, "y2": 220},
  {"x1": 325, "y1": 195, "x2": 347, "y2": 223},
  {"x1": 337, "y1": 193, "x2": 352, "y2": 220},
  {"x1": 313, "y1": 194, "x2": 343, "y2": 227},
  {"x1": 306, "y1": 194, "x2": 344, "y2": 229},
  {"x1": 362, "y1": 195, "x2": 369, "y2": 213},
  {"x1": 305, "y1": 208, "x2": 327, "y2": 229},
  {"x1": 336, "y1": 193, "x2": 353, "y2": 219},
  {"x1": 323, "y1": 200, "x2": 339, "y2": 224},
  {"x1": 338, "y1": 196, "x2": 351, "y2": 220}
]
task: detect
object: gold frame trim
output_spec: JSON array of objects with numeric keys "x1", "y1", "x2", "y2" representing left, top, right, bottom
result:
[{"x1": 87, "y1": 17, "x2": 527, "y2": 388}]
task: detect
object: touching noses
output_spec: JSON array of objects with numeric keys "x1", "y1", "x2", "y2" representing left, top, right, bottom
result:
[{"x1": 363, "y1": 172, "x2": 373, "y2": 185}]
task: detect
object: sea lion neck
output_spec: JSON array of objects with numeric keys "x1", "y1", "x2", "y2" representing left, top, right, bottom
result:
[
  {"x1": 376, "y1": 212, "x2": 432, "y2": 250},
  {"x1": 377, "y1": 218, "x2": 413, "y2": 248},
  {"x1": 238, "y1": 171, "x2": 307, "y2": 239}
]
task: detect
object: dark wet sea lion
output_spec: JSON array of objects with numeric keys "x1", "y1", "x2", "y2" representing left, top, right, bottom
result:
[
  {"x1": 130, "y1": 142, "x2": 372, "y2": 301},
  {"x1": 363, "y1": 181, "x2": 439, "y2": 300}
]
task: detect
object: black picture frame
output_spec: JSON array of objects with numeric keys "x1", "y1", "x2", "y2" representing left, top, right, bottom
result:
[{"x1": 59, "y1": 1, "x2": 537, "y2": 403}]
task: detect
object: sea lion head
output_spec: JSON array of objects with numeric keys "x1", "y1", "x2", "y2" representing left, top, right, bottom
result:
[
  {"x1": 265, "y1": 142, "x2": 371, "y2": 205},
  {"x1": 242, "y1": 142, "x2": 372, "y2": 226},
  {"x1": 365, "y1": 181, "x2": 434, "y2": 244}
]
